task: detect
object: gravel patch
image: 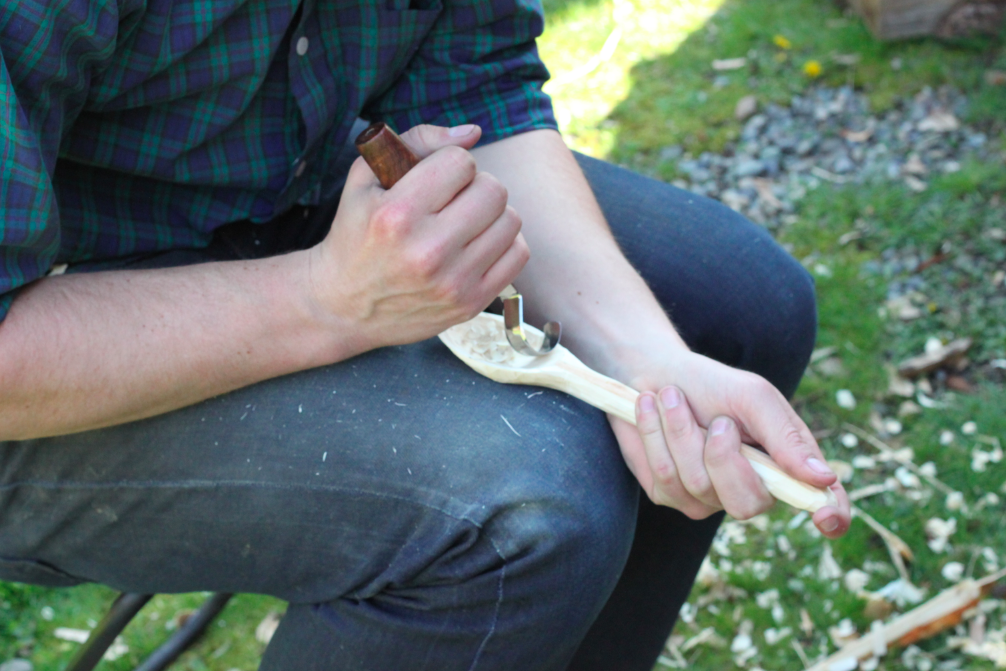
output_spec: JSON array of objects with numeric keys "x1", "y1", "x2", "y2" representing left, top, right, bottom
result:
[{"x1": 665, "y1": 84, "x2": 995, "y2": 229}]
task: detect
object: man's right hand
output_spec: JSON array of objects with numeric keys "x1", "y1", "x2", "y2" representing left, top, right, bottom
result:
[{"x1": 308, "y1": 124, "x2": 530, "y2": 353}]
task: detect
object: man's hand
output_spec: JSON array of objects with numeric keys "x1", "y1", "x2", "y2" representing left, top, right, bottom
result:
[
  {"x1": 612, "y1": 351, "x2": 849, "y2": 538},
  {"x1": 309, "y1": 124, "x2": 529, "y2": 354},
  {"x1": 472, "y1": 129, "x2": 851, "y2": 538}
]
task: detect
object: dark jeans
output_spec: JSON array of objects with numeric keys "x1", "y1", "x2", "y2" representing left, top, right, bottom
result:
[{"x1": 0, "y1": 153, "x2": 816, "y2": 671}]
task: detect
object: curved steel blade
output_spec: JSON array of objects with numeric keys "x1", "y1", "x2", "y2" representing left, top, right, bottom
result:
[{"x1": 501, "y1": 292, "x2": 561, "y2": 356}]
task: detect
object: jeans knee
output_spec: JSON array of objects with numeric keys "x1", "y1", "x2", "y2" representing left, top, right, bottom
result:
[
  {"x1": 747, "y1": 250, "x2": 818, "y2": 397},
  {"x1": 486, "y1": 461, "x2": 639, "y2": 617}
]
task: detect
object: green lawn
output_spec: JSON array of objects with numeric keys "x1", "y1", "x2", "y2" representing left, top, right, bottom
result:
[{"x1": 3, "y1": 0, "x2": 1005, "y2": 669}]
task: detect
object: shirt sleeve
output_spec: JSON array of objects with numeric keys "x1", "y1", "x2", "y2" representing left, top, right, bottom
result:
[
  {"x1": 363, "y1": 0, "x2": 558, "y2": 145},
  {"x1": 0, "y1": 2, "x2": 119, "y2": 323}
]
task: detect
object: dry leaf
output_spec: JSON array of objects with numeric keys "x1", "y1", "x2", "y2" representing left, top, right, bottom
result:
[{"x1": 898, "y1": 338, "x2": 973, "y2": 378}]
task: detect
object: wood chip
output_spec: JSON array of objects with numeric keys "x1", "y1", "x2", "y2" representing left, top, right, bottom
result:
[
  {"x1": 256, "y1": 611, "x2": 283, "y2": 645},
  {"x1": 808, "y1": 570, "x2": 1006, "y2": 671},
  {"x1": 897, "y1": 337, "x2": 972, "y2": 378},
  {"x1": 712, "y1": 57, "x2": 747, "y2": 70},
  {"x1": 53, "y1": 628, "x2": 91, "y2": 644}
]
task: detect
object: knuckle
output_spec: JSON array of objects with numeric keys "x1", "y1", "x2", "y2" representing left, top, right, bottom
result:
[
  {"x1": 684, "y1": 470, "x2": 712, "y2": 498},
  {"x1": 440, "y1": 145, "x2": 476, "y2": 179},
  {"x1": 652, "y1": 461, "x2": 678, "y2": 489},
  {"x1": 742, "y1": 375, "x2": 780, "y2": 408},
  {"x1": 637, "y1": 413, "x2": 663, "y2": 436},
  {"x1": 371, "y1": 202, "x2": 412, "y2": 240},
  {"x1": 781, "y1": 423, "x2": 812, "y2": 452},
  {"x1": 514, "y1": 235, "x2": 530, "y2": 263},
  {"x1": 405, "y1": 243, "x2": 445, "y2": 280},
  {"x1": 665, "y1": 415, "x2": 695, "y2": 444},
  {"x1": 478, "y1": 173, "x2": 508, "y2": 208},
  {"x1": 505, "y1": 205, "x2": 523, "y2": 233}
]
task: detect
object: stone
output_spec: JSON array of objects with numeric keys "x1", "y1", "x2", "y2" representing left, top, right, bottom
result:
[
  {"x1": 734, "y1": 94, "x2": 758, "y2": 121},
  {"x1": 833, "y1": 155, "x2": 855, "y2": 174},
  {"x1": 734, "y1": 158, "x2": 766, "y2": 177}
]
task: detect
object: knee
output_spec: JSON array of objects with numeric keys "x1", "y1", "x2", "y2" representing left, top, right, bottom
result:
[
  {"x1": 744, "y1": 244, "x2": 817, "y2": 397},
  {"x1": 484, "y1": 452, "x2": 639, "y2": 616}
]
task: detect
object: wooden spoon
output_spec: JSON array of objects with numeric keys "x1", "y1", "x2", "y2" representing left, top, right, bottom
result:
[{"x1": 440, "y1": 313, "x2": 838, "y2": 514}]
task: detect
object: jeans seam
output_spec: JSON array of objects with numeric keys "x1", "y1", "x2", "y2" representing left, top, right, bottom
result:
[
  {"x1": 0, "y1": 478, "x2": 492, "y2": 528},
  {"x1": 468, "y1": 536, "x2": 505, "y2": 671}
]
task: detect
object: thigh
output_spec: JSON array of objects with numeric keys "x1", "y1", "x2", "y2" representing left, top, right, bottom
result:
[{"x1": 0, "y1": 336, "x2": 636, "y2": 596}]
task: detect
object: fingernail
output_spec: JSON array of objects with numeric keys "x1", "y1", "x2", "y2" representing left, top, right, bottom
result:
[
  {"x1": 710, "y1": 417, "x2": 731, "y2": 436},
  {"x1": 449, "y1": 124, "x2": 476, "y2": 137},
  {"x1": 639, "y1": 394, "x2": 656, "y2": 414},
  {"x1": 820, "y1": 516, "x2": 840, "y2": 533},
  {"x1": 807, "y1": 457, "x2": 835, "y2": 477},
  {"x1": 660, "y1": 386, "x2": 681, "y2": 409}
]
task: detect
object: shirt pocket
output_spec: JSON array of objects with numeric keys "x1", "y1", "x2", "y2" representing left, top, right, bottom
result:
[{"x1": 0, "y1": 556, "x2": 87, "y2": 587}]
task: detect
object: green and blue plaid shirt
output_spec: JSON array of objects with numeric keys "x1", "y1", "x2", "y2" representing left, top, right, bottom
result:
[{"x1": 0, "y1": 0, "x2": 556, "y2": 322}]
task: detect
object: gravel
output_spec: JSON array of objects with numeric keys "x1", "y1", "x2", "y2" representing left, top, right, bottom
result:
[{"x1": 665, "y1": 84, "x2": 995, "y2": 229}]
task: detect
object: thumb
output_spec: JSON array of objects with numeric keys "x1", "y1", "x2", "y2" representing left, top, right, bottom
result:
[{"x1": 399, "y1": 123, "x2": 482, "y2": 158}]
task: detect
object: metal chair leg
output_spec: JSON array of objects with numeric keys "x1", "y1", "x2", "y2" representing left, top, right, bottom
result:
[
  {"x1": 133, "y1": 593, "x2": 233, "y2": 671},
  {"x1": 63, "y1": 594, "x2": 153, "y2": 671},
  {"x1": 62, "y1": 592, "x2": 233, "y2": 671}
]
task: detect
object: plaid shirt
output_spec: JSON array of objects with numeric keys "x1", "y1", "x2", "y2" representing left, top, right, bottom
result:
[{"x1": 0, "y1": 0, "x2": 555, "y2": 322}]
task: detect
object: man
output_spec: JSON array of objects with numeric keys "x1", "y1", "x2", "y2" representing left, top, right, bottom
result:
[{"x1": 0, "y1": 0, "x2": 849, "y2": 668}]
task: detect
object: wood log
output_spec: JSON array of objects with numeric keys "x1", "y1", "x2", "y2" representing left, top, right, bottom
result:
[{"x1": 849, "y1": 0, "x2": 1003, "y2": 39}]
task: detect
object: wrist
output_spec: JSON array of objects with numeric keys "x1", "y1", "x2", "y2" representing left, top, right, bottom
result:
[{"x1": 280, "y1": 247, "x2": 372, "y2": 368}]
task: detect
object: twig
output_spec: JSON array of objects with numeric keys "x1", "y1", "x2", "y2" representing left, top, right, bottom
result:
[
  {"x1": 807, "y1": 568, "x2": 1006, "y2": 671},
  {"x1": 852, "y1": 505, "x2": 914, "y2": 582},
  {"x1": 791, "y1": 638, "x2": 812, "y2": 669},
  {"x1": 842, "y1": 423, "x2": 956, "y2": 495},
  {"x1": 848, "y1": 481, "x2": 896, "y2": 502}
]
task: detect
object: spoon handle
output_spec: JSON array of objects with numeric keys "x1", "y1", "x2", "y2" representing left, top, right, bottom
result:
[{"x1": 548, "y1": 357, "x2": 836, "y2": 513}]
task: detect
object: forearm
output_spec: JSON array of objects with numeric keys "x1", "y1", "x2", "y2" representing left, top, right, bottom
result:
[
  {"x1": 0, "y1": 250, "x2": 347, "y2": 440},
  {"x1": 472, "y1": 130, "x2": 687, "y2": 385}
]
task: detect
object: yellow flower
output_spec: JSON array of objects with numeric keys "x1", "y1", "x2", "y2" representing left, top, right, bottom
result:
[
  {"x1": 803, "y1": 60, "x2": 822, "y2": 77},
  {"x1": 773, "y1": 34, "x2": 792, "y2": 49}
]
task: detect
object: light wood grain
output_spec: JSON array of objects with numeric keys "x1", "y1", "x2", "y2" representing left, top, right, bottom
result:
[{"x1": 440, "y1": 313, "x2": 837, "y2": 514}]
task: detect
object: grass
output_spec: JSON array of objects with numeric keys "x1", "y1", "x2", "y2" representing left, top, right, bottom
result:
[
  {"x1": 668, "y1": 165, "x2": 1006, "y2": 671},
  {"x1": 3, "y1": 0, "x2": 1005, "y2": 669},
  {"x1": 0, "y1": 584, "x2": 283, "y2": 670}
]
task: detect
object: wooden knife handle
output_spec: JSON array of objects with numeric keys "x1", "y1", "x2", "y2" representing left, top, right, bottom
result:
[{"x1": 355, "y1": 122, "x2": 421, "y2": 189}]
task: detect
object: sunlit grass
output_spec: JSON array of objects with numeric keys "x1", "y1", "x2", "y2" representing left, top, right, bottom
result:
[
  {"x1": 538, "y1": 0, "x2": 1004, "y2": 163},
  {"x1": 539, "y1": 0, "x2": 727, "y2": 156}
]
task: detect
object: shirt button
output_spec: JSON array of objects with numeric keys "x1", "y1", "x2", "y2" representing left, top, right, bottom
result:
[
  {"x1": 296, "y1": 36, "x2": 309, "y2": 56},
  {"x1": 294, "y1": 161, "x2": 307, "y2": 177}
]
